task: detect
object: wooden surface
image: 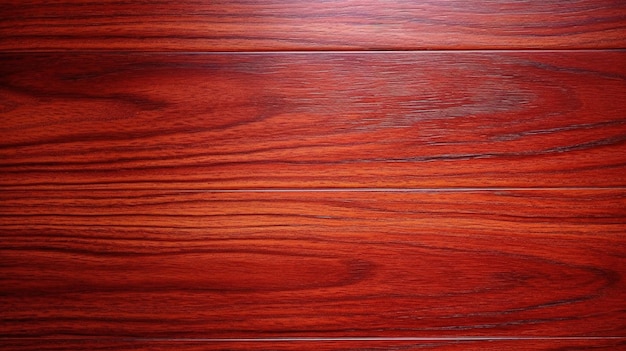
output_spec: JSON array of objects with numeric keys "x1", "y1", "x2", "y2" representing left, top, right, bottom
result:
[
  {"x1": 2, "y1": 1, "x2": 626, "y2": 350},
  {"x1": 1, "y1": 1, "x2": 626, "y2": 51},
  {"x1": 2, "y1": 52, "x2": 625, "y2": 189}
]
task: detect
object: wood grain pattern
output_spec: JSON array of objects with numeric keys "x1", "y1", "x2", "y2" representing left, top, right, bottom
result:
[
  {"x1": 3, "y1": 1, "x2": 626, "y2": 350},
  {"x1": 2, "y1": 338, "x2": 626, "y2": 351},
  {"x1": 2, "y1": 52, "x2": 625, "y2": 189},
  {"x1": 1, "y1": 1, "x2": 625, "y2": 51},
  {"x1": 1, "y1": 190, "x2": 624, "y2": 338}
]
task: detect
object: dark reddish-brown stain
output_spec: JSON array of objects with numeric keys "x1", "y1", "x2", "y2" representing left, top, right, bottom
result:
[{"x1": 1, "y1": 1, "x2": 625, "y2": 350}]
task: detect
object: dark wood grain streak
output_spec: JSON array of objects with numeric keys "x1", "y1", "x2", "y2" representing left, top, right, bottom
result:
[
  {"x1": 1, "y1": 52, "x2": 625, "y2": 189},
  {"x1": 1, "y1": 190, "x2": 624, "y2": 338},
  {"x1": 2, "y1": 338, "x2": 626, "y2": 351},
  {"x1": 0, "y1": 1, "x2": 625, "y2": 51}
]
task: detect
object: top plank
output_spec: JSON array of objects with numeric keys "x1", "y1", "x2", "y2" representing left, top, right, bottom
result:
[
  {"x1": 1, "y1": 0, "x2": 625, "y2": 51},
  {"x1": 1, "y1": 51, "x2": 625, "y2": 189}
]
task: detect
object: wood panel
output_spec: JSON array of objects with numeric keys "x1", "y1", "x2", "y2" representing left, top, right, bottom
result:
[
  {"x1": 2, "y1": 338, "x2": 626, "y2": 351},
  {"x1": 3, "y1": 1, "x2": 625, "y2": 350},
  {"x1": 1, "y1": 190, "x2": 624, "y2": 338},
  {"x1": 1, "y1": 1, "x2": 625, "y2": 51},
  {"x1": 2, "y1": 52, "x2": 625, "y2": 189}
]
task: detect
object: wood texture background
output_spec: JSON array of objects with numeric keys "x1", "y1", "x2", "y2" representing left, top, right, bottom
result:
[{"x1": 1, "y1": 1, "x2": 625, "y2": 350}]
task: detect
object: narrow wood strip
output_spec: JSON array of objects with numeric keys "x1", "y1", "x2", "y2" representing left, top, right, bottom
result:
[
  {"x1": 0, "y1": 1, "x2": 625, "y2": 51},
  {"x1": 1, "y1": 190, "x2": 624, "y2": 338},
  {"x1": 1, "y1": 52, "x2": 625, "y2": 189},
  {"x1": 1, "y1": 338, "x2": 625, "y2": 350}
]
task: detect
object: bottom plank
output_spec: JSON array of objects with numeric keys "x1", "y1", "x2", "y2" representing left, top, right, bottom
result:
[{"x1": 1, "y1": 338, "x2": 625, "y2": 351}]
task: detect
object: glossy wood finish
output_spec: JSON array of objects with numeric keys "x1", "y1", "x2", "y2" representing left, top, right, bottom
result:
[
  {"x1": 3, "y1": 1, "x2": 626, "y2": 349},
  {"x1": 1, "y1": 190, "x2": 624, "y2": 338},
  {"x1": 1, "y1": 1, "x2": 625, "y2": 51},
  {"x1": 2, "y1": 52, "x2": 625, "y2": 189}
]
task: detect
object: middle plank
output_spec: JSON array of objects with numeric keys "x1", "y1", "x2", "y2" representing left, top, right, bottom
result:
[
  {"x1": 1, "y1": 52, "x2": 625, "y2": 189},
  {"x1": 1, "y1": 190, "x2": 625, "y2": 337}
]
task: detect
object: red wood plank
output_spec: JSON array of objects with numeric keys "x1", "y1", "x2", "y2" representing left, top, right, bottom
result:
[
  {"x1": 1, "y1": 190, "x2": 624, "y2": 338},
  {"x1": 2, "y1": 338, "x2": 625, "y2": 350},
  {"x1": 1, "y1": 1, "x2": 625, "y2": 51},
  {"x1": 1, "y1": 52, "x2": 625, "y2": 189}
]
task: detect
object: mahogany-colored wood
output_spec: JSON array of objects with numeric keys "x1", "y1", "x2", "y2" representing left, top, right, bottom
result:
[
  {"x1": 1, "y1": 190, "x2": 624, "y2": 338},
  {"x1": 2, "y1": 2, "x2": 626, "y2": 349},
  {"x1": 2, "y1": 338, "x2": 626, "y2": 351},
  {"x1": 0, "y1": 1, "x2": 625, "y2": 51},
  {"x1": 2, "y1": 52, "x2": 625, "y2": 189}
]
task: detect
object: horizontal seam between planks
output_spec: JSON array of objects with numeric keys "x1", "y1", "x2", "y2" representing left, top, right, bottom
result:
[
  {"x1": 2, "y1": 336, "x2": 626, "y2": 342},
  {"x1": 0, "y1": 49, "x2": 625, "y2": 55},
  {"x1": 3, "y1": 187, "x2": 626, "y2": 192}
]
